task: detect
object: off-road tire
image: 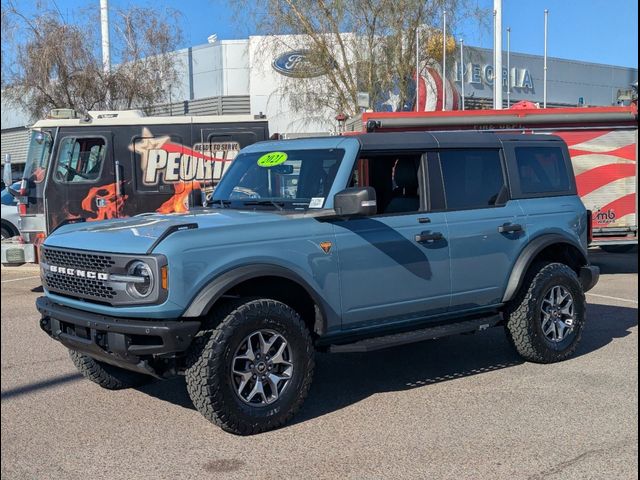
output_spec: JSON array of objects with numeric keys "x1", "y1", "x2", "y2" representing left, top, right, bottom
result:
[
  {"x1": 505, "y1": 262, "x2": 586, "y2": 363},
  {"x1": 69, "y1": 350, "x2": 150, "y2": 390},
  {"x1": 185, "y1": 298, "x2": 314, "y2": 435}
]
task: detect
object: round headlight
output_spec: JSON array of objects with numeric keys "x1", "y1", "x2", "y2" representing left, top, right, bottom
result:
[{"x1": 126, "y1": 260, "x2": 155, "y2": 298}]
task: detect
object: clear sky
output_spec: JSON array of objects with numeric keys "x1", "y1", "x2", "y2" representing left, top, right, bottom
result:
[{"x1": 6, "y1": 0, "x2": 639, "y2": 68}]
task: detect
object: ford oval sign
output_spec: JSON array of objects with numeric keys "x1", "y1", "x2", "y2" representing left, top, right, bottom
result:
[{"x1": 272, "y1": 50, "x2": 335, "y2": 78}]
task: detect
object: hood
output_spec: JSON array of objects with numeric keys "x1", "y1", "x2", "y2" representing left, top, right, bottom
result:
[{"x1": 44, "y1": 209, "x2": 284, "y2": 254}]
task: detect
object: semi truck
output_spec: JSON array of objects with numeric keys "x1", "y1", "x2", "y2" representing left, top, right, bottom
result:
[
  {"x1": 346, "y1": 105, "x2": 638, "y2": 252},
  {"x1": 1, "y1": 109, "x2": 269, "y2": 264}
]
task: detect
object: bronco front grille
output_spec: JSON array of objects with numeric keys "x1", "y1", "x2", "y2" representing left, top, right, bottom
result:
[
  {"x1": 41, "y1": 247, "x2": 117, "y2": 302},
  {"x1": 40, "y1": 247, "x2": 166, "y2": 306},
  {"x1": 41, "y1": 248, "x2": 116, "y2": 271},
  {"x1": 44, "y1": 272, "x2": 116, "y2": 299}
]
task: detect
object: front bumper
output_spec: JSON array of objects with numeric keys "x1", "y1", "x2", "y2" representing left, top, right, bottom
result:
[
  {"x1": 37, "y1": 297, "x2": 200, "y2": 377},
  {"x1": 579, "y1": 265, "x2": 600, "y2": 292}
]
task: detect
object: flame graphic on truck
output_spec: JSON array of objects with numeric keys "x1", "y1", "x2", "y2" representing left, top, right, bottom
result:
[
  {"x1": 156, "y1": 182, "x2": 201, "y2": 214},
  {"x1": 81, "y1": 183, "x2": 128, "y2": 221}
]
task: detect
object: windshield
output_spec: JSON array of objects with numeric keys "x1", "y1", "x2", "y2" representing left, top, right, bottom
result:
[
  {"x1": 21, "y1": 130, "x2": 53, "y2": 214},
  {"x1": 211, "y1": 148, "x2": 344, "y2": 210},
  {"x1": 23, "y1": 130, "x2": 52, "y2": 184}
]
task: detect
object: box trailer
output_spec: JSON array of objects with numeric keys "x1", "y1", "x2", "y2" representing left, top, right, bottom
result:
[{"x1": 346, "y1": 105, "x2": 638, "y2": 251}]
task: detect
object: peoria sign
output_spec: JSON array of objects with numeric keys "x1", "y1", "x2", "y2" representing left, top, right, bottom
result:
[
  {"x1": 455, "y1": 61, "x2": 534, "y2": 90},
  {"x1": 133, "y1": 133, "x2": 240, "y2": 185}
]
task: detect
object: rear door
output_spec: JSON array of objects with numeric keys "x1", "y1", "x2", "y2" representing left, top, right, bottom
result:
[
  {"x1": 438, "y1": 147, "x2": 529, "y2": 311},
  {"x1": 44, "y1": 129, "x2": 116, "y2": 232}
]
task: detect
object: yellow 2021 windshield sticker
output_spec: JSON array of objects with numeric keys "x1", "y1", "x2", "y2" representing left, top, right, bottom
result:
[{"x1": 257, "y1": 151, "x2": 288, "y2": 167}]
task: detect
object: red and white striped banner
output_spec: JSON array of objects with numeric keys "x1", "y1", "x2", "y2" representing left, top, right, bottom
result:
[{"x1": 553, "y1": 129, "x2": 636, "y2": 228}]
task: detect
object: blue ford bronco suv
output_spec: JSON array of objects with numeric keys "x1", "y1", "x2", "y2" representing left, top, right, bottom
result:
[{"x1": 37, "y1": 131, "x2": 599, "y2": 435}]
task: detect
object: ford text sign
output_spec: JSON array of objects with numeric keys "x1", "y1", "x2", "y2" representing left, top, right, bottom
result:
[{"x1": 272, "y1": 50, "x2": 335, "y2": 78}]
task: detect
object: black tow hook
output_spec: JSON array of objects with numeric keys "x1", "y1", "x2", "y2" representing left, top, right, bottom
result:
[{"x1": 40, "y1": 317, "x2": 51, "y2": 333}]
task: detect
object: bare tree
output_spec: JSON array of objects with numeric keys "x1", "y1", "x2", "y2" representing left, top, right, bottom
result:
[
  {"x1": 233, "y1": 0, "x2": 487, "y2": 117},
  {"x1": 1, "y1": 1, "x2": 183, "y2": 120}
]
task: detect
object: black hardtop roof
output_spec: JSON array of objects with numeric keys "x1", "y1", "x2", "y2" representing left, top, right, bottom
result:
[{"x1": 356, "y1": 131, "x2": 564, "y2": 152}]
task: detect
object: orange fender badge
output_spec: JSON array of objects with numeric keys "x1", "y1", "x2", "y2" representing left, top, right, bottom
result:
[{"x1": 319, "y1": 241, "x2": 332, "y2": 254}]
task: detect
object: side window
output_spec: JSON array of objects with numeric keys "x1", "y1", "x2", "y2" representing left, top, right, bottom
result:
[
  {"x1": 55, "y1": 137, "x2": 106, "y2": 183},
  {"x1": 515, "y1": 146, "x2": 571, "y2": 194},
  {"x1": 440, "y1": 149, "x2": 506, "y2": 210},
  {"x1": 351, "y1": 154, "x2": 422, "y2": 214}
]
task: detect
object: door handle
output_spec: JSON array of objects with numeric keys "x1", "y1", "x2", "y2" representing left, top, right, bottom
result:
[
  {"x1": 415, "y1": 231, "x2": 444, "y2": 243},
  {"x1": 498, "y1": 223, "x2": 523, "y2": 233}
]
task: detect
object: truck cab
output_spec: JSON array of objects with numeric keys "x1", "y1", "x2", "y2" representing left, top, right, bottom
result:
[{"x1": 5, "y1": 109, "x2": 268, "y2": 264}]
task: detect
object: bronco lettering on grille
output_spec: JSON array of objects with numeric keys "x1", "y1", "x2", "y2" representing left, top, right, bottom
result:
[{"x1": 49, "y1": 265, "x2": 109, "y2": 281}]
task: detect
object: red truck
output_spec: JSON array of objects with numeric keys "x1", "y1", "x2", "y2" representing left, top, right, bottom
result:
[{"x1": 346, "y1": 105, "x2": 638, "y2": 252}]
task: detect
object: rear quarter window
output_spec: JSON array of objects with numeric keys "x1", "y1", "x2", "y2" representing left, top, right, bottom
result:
[{"x1": 515, "y1": 146, "x2": 571, "y2": 195}]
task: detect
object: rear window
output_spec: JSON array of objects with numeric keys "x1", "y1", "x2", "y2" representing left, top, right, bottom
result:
[
  {"x1": 515, "y1": 146, "x2": 571, "y2": 194},
  {"x1": 440, "y1": 149, "x2": 506, "y2": 210}
]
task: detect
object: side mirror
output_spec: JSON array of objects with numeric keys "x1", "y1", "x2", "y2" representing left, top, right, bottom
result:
[{"x1": 334, "y1": 187, "x2": 377, "y2": 217}]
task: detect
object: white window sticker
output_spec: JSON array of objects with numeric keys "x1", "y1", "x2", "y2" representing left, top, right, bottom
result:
[{"x1": 309, "y1": 197, "x2": 325, "y2": 209}]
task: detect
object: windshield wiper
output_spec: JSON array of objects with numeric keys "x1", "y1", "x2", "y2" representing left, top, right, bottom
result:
[{"x1": 242, "y1": 200, "x2": 285, "y2": 211}]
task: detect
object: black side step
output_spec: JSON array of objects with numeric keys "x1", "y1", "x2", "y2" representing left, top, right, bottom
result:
[{"x1": 329, "y1": 315, "x2": 502, "y2": 353}]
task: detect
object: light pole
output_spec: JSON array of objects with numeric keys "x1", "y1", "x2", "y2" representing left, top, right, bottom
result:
[
  {"x1": 442, "y1": 9, "x2": 447, "y2": 111},
  {"x1": 493, "y1": 0, "x2": 503, "y2": 109},
  {"x1": 416, "y1": 26, "x2": 420, "y2": 112},
  {"x1": 100, "y1": 0, "x2": 111, "y2": 108},
  {"x1": 460, "y1": 39, "x2": 465, "y2": 110},
  {"x1": 100, "y1": 0, "x2": 110, "y2": 73},
  {"x1": 506, "y1": 27, "x2": 511, "y2": 108},
  {"x1": 543, "y1": 9, "x2": 549, "y2": 108}
]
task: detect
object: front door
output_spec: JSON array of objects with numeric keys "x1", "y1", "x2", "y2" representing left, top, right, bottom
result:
[
  {"x1": 332, "y1": 153, "x2": 451, "y2": 330},
  {"x1": 44, "y1": 130, "x2": 117, "y2": 232}
]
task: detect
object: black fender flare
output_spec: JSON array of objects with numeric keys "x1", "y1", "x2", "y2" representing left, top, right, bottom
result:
[
  {"x1": 181, "y1": 264, "x2": 336, "y2": 335},
  {"x1": 502, "y1": 234, "x2": 588, "y2": 303}
]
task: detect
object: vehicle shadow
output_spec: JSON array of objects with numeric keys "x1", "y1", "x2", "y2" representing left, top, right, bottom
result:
[
  {"x1": 135, "y1": 302, "x2": 638, "y2": 425},
  {"x1": 588, "y1": 249, "x2": 638, "y2": 275}
]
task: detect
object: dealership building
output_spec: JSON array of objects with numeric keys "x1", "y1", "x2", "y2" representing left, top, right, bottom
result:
[{"x1": 1, "y1": 34, "x2": 637, "y2": 172}]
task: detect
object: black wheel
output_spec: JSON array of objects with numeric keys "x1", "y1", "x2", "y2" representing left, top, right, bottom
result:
[
  {"x1": 505, "y1": 262, "x2": 585, "y2": 364},
  {"x1": 185, "y1": 298, "x2": 314, "y2": 435},
  {"x1": 600, "y1": 244, "x2": 636, "y2": 254},
  {"x1": 69, "y1": 350, "x2": 151, "y2": 390},
  {"x1": 1, "y1": 225, "x2": 14, "y2": 240}
]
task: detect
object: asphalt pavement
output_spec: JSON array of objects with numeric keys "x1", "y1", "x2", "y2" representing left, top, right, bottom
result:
[{"x1": 1, "y1": 249, "x2": 638, "y2": 480}]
